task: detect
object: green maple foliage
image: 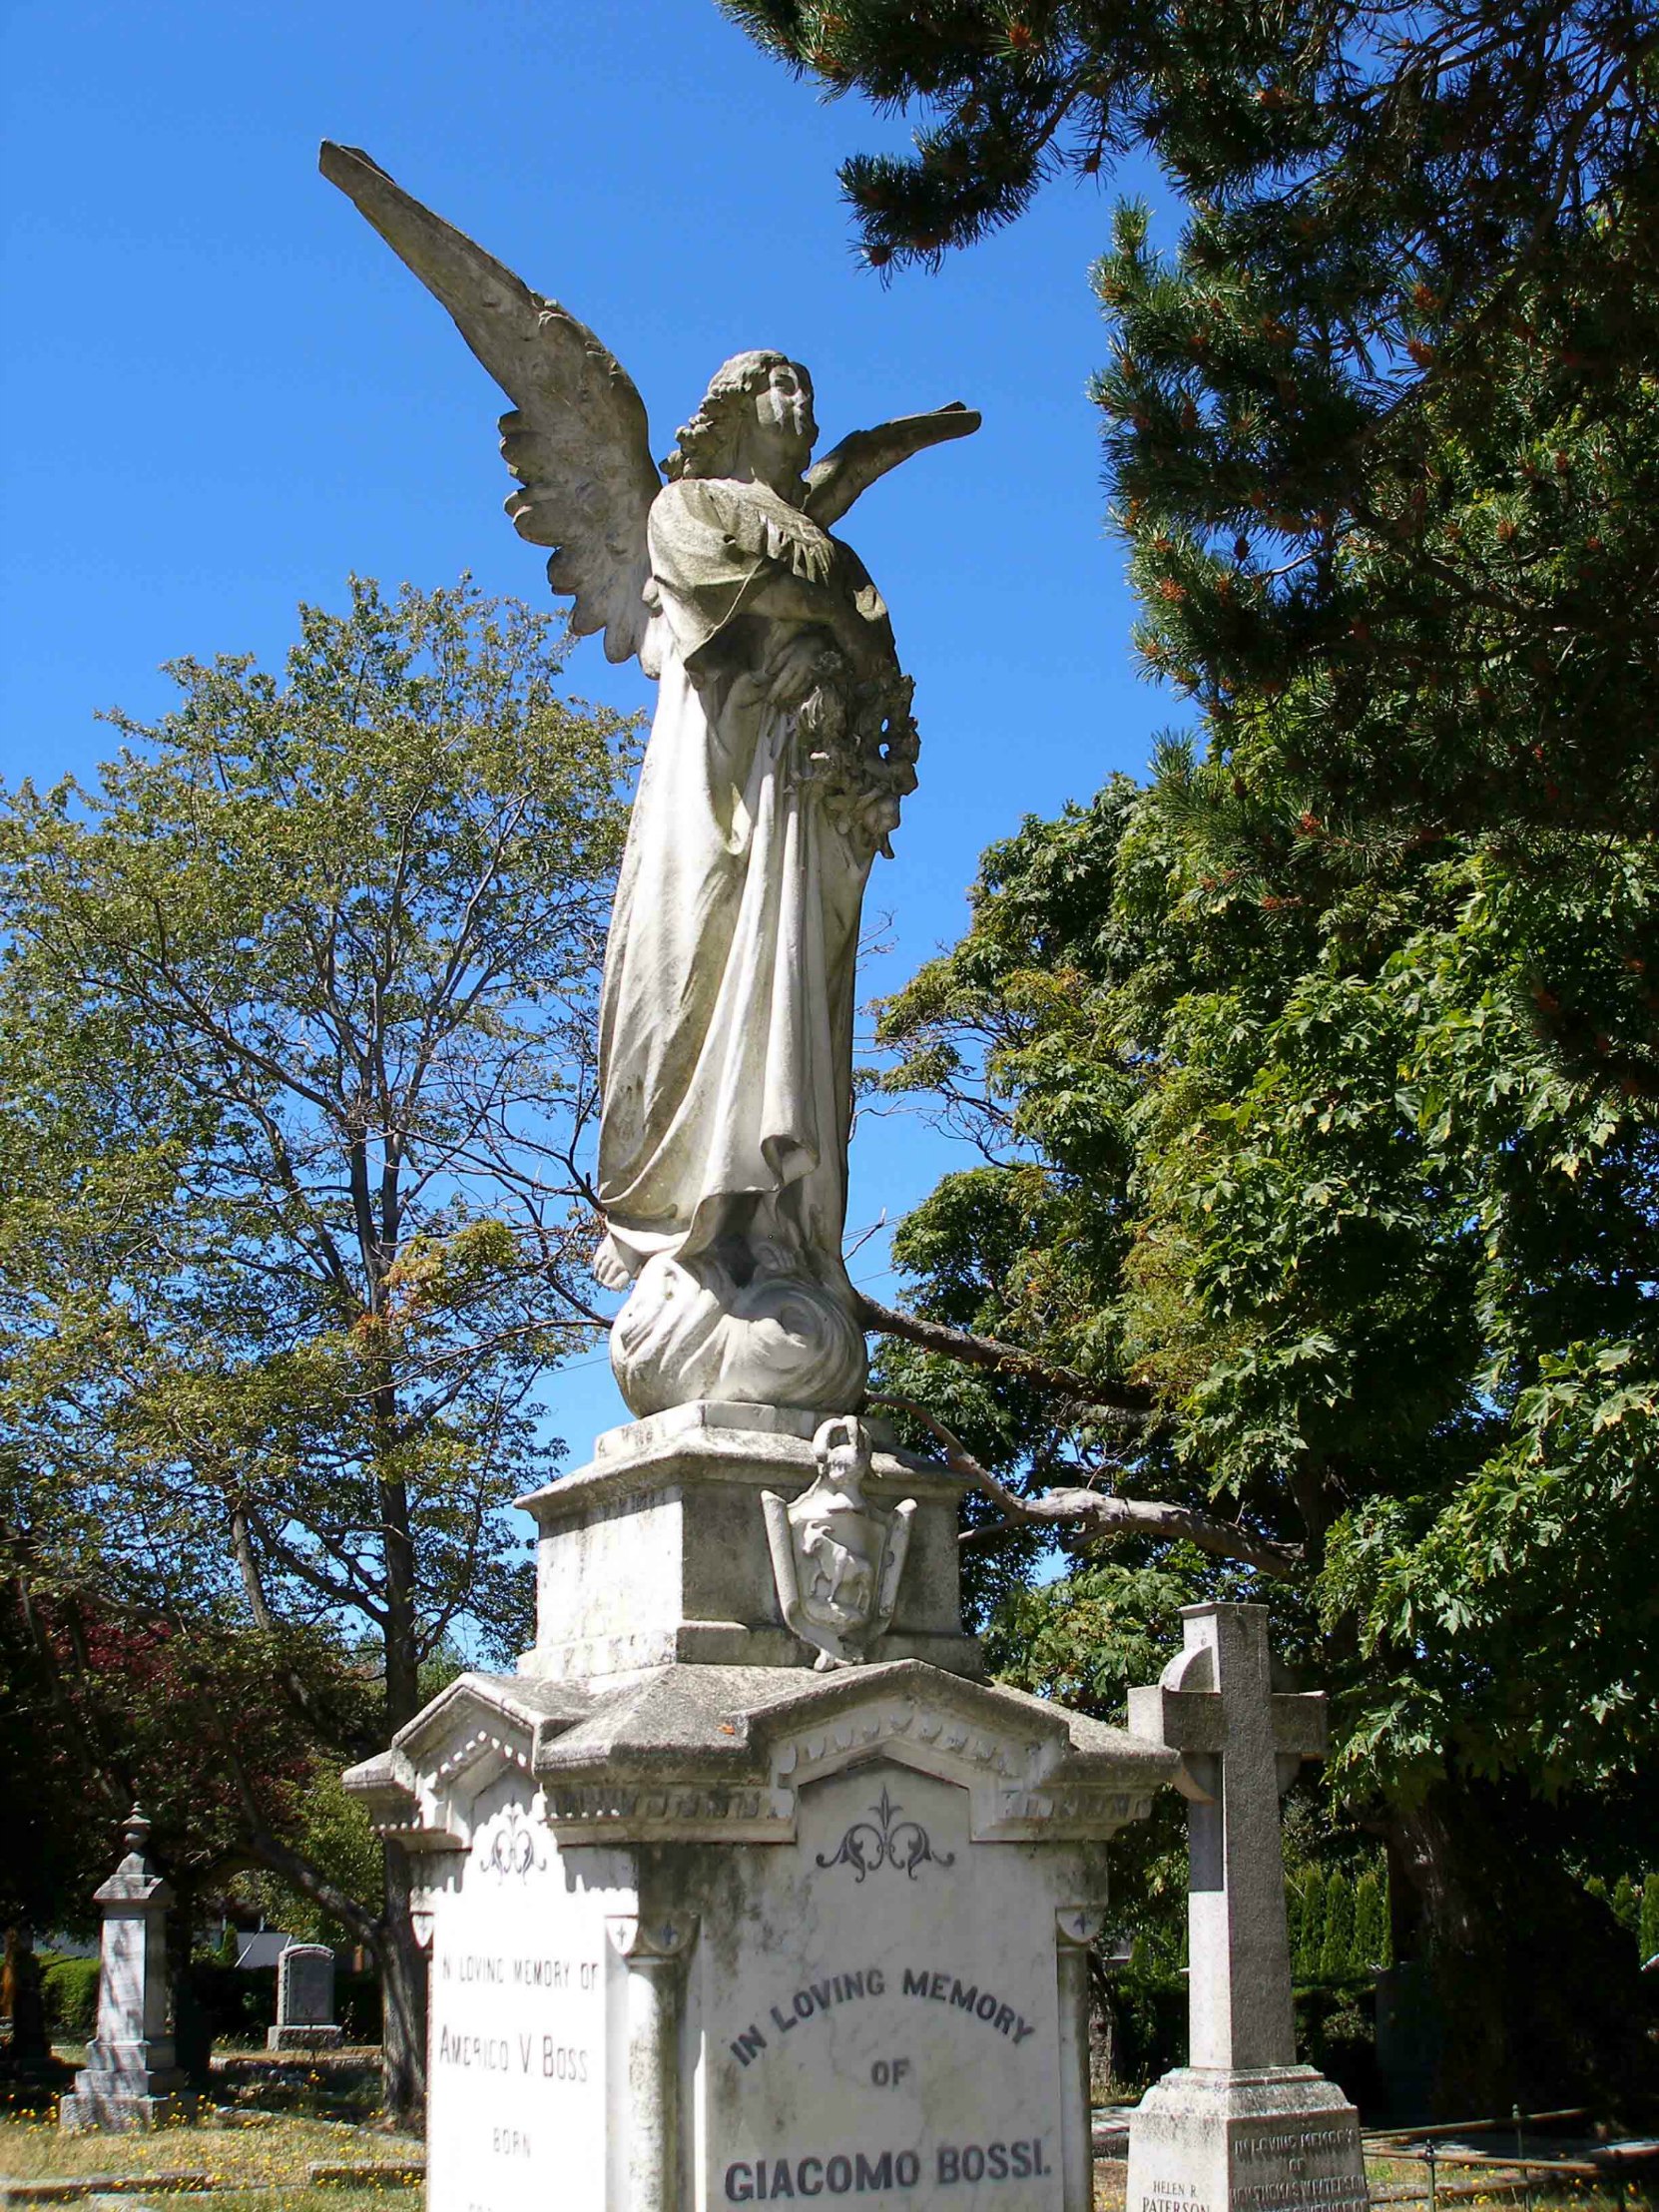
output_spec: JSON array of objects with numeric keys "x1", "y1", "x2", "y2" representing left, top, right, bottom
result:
[
  {"x1": 0, "y1": 577, "x2": 634, "y2": 2111},
  {"x1": 870, "y1": 763, "x2": 1659, "y2": 2096}
]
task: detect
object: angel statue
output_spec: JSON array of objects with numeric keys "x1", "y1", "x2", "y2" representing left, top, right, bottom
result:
[{"x1": 320, "y1": 145, "x2": 978, "y2": 1418}]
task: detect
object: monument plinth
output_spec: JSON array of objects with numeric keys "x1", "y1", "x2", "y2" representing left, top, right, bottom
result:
[
  {"x1": 516, "y1": 1403, "x2": 982, "y2": 1685},
  {"x1": 1123, "y1": 1606, "x2": 1368, "y2": 2212},
  {"x1": 348, "y1": 1406, "x2": 1178, "y2": 2211}
]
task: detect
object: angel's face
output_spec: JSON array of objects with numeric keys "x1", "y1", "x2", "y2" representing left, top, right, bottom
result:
[{"x1": 750, "y1": 359, "x2": 817, "y2": 472}]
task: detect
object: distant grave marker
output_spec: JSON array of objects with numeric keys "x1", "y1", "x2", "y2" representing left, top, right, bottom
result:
[
  {"x1": 59, "y1": 1809, "x2": 199, "y2": 2132},
  {"x1": 268, "y1": 1941, "x2": 342, "y2": 2050}
]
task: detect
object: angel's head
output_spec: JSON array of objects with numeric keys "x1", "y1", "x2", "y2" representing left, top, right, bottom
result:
[{"x1": 664, "y1": 350, "x2": 817, "y2": 492}]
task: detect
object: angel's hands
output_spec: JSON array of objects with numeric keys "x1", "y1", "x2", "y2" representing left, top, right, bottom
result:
[{"x1": 765, "y1": 629, "x2": 838, "y2": 711}]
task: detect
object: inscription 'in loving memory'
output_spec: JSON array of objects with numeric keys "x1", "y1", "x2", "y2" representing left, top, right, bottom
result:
[{"x1": 729, "y1": 1965, "x2": 1036, "y2": 2067}]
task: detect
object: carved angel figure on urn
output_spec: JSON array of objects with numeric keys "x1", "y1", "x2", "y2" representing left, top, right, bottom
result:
[{"x1": 321, "y1": 145, "x2": 978, "y2": 1417}]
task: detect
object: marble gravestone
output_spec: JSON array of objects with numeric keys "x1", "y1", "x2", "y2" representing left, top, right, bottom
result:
[
  {"x1": 1123, "y1": 1607, "x2": 1368, "y2": 2212},
  {"x1": 59, "y1": 1809, "x2": 199, "y2": 2133},
  {"x1": 317, "y1": 144, "x2": 1347, "y2": 2212},
  {"x1": 269, "y1": 1943, "x2": 342, "y2": 2050},
  {"x1": 347, "y1": 1406, "x2": 1178, "y2": 2211}
]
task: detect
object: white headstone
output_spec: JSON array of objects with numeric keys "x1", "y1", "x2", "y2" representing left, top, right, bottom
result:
[
  {"x1": 59, "y1": 1809, "x2": 199, "y2": 2133},
  {"x1": 401, "y1": 1724, "x2": 1138, "y2": 2212},
  {"x1": 1124, "y1": 1606, "x2": 1369, "y2": 2212},
  {"x1": 346, "y1": 1425, "x2": 1181, "y2": 2212}
]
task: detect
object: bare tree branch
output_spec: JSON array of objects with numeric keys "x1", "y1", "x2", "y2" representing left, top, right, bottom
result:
[
  {"x1": 869, "y1": 1393, "x2": 1303, "y2": 1579},
  {"x1": 854, "y1": 1291, "x2": 1153, "y2": 1423}
]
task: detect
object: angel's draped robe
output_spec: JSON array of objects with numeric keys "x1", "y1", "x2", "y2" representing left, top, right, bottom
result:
[{"x1": 594, "y1": 473, "x2": 896, "y2": 1299}]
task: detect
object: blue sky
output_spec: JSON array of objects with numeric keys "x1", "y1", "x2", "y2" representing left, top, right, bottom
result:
[{"x1": 1, "y1": 0, "x2": 1187, "y2": 1457}]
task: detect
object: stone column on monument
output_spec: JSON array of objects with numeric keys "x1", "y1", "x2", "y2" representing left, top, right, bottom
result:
[
  {"x1": 59, "y1": 1809, "x2": 199, "y2": 2133},
  {"x1": 1124, "y1": 1604, "x2": 1369, "y2": 2212},
  {"x1": 1056, "y1": 1908, "x2": 1107, "y2": 2212},
  {"x1": 610, "y1": 1914, "x2": 699, "y2": 2212}
]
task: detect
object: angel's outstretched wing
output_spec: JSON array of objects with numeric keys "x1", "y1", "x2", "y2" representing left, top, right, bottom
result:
[
  {"x1": 319, "y1": 143, "x2": 661, "y2": 668},
  {"x1": 803, "y1": 402, "x2": 981, "y2": 529}
]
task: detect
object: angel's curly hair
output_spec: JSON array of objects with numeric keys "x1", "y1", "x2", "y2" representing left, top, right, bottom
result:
[{"x1": 663, "y1": 349, "x2": 804, "y2": 482}]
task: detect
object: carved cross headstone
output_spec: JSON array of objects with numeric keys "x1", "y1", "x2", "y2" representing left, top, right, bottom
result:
[
  {"x1": 1128, "y1": 1602, "x2": 1326, "y2": 2070},
  {"x1": 1125, "y1": 1605, "x2": 1367, "y2": 2212}
]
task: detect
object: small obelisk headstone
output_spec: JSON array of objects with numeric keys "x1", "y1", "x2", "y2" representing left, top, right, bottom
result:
[
  {"x1": 59, "y1": 1808, "x2": 199, "y2": 2132},
  {"x1": 268, "y1": 1943, "x2": 342, "y2": 2049},
  {"x1": 1125, "y1": 1604, "x2": 1368, "y2": 2212}
]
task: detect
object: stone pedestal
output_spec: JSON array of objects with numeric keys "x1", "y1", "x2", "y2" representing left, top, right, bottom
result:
[
  {"x1": 267, "y1": 1942, "x2": 343, "y2": 2050},
  {"x1": 1129, "y1": 2070, "x2": 1368, "y2": 2212},
  {"x1": 516, "y1": 1402, "x2": 984, "y2": 1684},
  {"x1": 347, "y1": 1404, "x2": 1178, "y2": 2210},
  {"x1": 1123, "y1": 1607, "x2": 1367, "y2": 2212},
  {"x1": 59, "y1": 1810, "x2": 200, "y2": 2133}
]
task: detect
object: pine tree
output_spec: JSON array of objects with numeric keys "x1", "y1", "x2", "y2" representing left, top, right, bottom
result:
[
  {"x1": 1610, "y1": 1874, "x2": 1639, "y2": 1934},
  {"x1": 1641, "y1": 1874, "x2": 1659, "y2": 1965},
  {"x1": 1320, "y1": 1872, "x2": 1356, "y2": 1982},
  {"x1": 730, "y1": 0, "x2": 1659, "y2": 2118},
  {"x1": 1295, "y1": 1869, "x2": 1326, "y2": 1984},
  {"x1": 1351, "y1": 1871, "x2": 1386, "y2": 1974}
]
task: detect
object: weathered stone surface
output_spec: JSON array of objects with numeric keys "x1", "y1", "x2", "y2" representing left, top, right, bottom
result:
[
  {"x1": 423, "y1": 1797, "x2": 623, "y2": 2212},
  {"x1": 1123, "y1": 1607, "x2": 1366, "y2": 2212},
  {"x1": 350, "y1": 1660, "x2": 1174, "y2": 2212},
  {"x1": 59, "y1": 1812, "x2": 198, "y2": 2134},
  {"x1": 515, "y1": 1402, "x2": 982, "y2": 1684},
  {"x1": 1127, "y1": 1604, "x2": 1325, "y2": 2072},
  {"x1": 321, "y1": 143, "x2": 981, "y2": 1418},
  {"x1": 762, "y1": 1414, "x2": 916, "y2": 1668},
  {"x1": 1126, "y1": 2069, "x2": 1366, "y2": 2212},
  {"x1": 267, "y1": 1943, "x2": 341, "y2": 2051}
]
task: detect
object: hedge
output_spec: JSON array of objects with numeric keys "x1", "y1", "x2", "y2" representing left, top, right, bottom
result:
[{"x1": 41, "y1": 1956, "x2": 100, "y2": 2040}]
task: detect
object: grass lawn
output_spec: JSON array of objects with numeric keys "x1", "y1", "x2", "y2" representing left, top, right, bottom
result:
[{"x1": 0, "y1": 2106, "x2": 421, "y2": 2192}]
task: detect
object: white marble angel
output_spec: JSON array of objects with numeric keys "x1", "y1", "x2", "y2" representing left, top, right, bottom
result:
[{"x1": 321, "y1": 145, "x2": 978, "y2": 1418}]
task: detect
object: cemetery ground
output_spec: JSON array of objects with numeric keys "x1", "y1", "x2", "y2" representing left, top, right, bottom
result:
[
  {"x1": 0, "y1": 2048, "x2": 422, "y2": 2207},
  {"x1": 2, "y1": 2074, "x2": 1651, "y2": 2212}
]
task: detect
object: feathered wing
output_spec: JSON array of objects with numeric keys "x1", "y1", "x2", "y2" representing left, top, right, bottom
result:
[
  {"x1": 803, "y1": 401, "x2": 981, "y2": 529},
  {"x1": 319, "y1": 143, "x2": 661, "y2": 667}
]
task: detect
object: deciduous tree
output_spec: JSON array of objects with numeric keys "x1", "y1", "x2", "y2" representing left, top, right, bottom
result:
[{"x1": 0, "y1": 577, "x2": 634, "y2": 2117}]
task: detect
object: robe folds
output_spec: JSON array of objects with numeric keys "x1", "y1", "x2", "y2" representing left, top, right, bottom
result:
[{"x1": 594, "y1": 473, "x2": 897, "y2": 1295}]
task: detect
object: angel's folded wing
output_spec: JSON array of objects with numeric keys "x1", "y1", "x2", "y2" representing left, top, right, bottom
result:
[
  {"x1": 319, "y1": 143, "x2": 661, "y2": 668},
  {"x1": 803, "y1": 402, "x2": 981, "y2": 530}
]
